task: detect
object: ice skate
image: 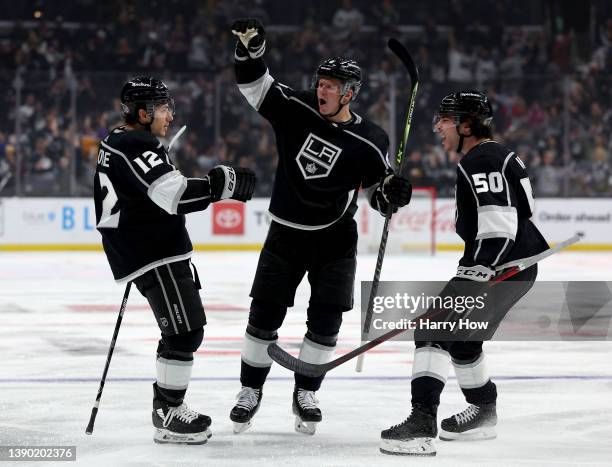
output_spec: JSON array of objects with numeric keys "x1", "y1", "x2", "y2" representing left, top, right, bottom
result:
[
  {"x1": 380, "y1": 404, "x2": 437, "y2": 456},
  {"x1": 230, "y1": 386, "x2": 262, "y2": 433},
  {"x1": 152, "y1": 399, "x2": 212, "y2": 445},
  {"x1": 439, "y1": 403, "x2": 497, "y2": 441},
  {"x1": 292, "y1": 387, "x2": 322, "y2": 435}
]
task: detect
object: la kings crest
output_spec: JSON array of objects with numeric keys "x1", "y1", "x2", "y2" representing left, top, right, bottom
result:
[{"x1": 295, "y1": 133, "x2": 342, "y2": 179}]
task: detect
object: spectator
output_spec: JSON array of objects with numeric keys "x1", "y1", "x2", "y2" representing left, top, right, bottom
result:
[
  {"x1": 332, "y1": 0, "x2": 364, "y2": 40},
  {"x1": 534, "y1": 150, "x2": 563, "y2": 196}
]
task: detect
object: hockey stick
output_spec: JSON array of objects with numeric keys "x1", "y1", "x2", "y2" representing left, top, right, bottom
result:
[
  {"x1": 490, "y1": 232, "x2": 582, "y2": 282},
  {"x1": 168, "y1": 124, "x2": 186, "y2": 150},
  {"x1": 268, "y1": 233, "x2": 583, "y2": 378},
  {"x1": 355, "y1": 38, "x2": 419, "y2": 372},
  {"x1": 85, "y1": 282, "x2": 132, "y2": 435}
]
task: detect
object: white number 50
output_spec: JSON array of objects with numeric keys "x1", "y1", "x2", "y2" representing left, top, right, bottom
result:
[{"x1": 472, "y1": 172, "x2": 504, "y2": 193}]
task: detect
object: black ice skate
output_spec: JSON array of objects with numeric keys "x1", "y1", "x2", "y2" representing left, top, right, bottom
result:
[
  {"x1": 230, "y1": 386, "x2": 262, "y2": 434},
  {"x1": 292, "y1": 387, "x2": 322, "y2": 435},
  {"x1": 380, "y1": 404, "x2": 438, "y2": 456},
  {"x1": 439, "y1": 403, "x2": 497, "y2": 441},
  {"x1": 152, "y1": 398, "x2": 212, "y2": 445}
]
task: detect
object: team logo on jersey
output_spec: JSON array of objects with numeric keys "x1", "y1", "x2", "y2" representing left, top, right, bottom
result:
[
  {"x1": 296, "y1": 133, "x2": 342, "y2": 179},
  {"x1": 160, "y1": 317, "x2": 168, "y2": 328}
]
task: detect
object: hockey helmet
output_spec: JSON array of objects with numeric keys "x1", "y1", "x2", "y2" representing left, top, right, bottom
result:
[
  {"x1": 434, "y1": 90, "x2": 493, "y2": 130},
  {"x1": 313, "y1": 57, "x2": 362, "y2": 100},
  {"x1": 120, "y1": 76, "x2": 174, "y2": 120}
]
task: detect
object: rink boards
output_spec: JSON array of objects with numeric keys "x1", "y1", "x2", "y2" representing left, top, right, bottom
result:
[{"x1": 0, "y1": 196, "x2": 610, "y2": 251}]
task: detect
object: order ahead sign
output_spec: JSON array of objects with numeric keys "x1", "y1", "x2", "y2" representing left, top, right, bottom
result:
[
  {"x1": 534, "y1": 198, "x2": 612, "y2": 244},
  {"x1": 0, "y1": 197, "x2": 610, "y2": 249}
]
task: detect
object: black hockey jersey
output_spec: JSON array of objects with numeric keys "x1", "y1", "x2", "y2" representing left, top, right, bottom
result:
[
  {"x1": 94, "y1": 127, "x2": 195, "y2": 283},
  {"x1": 455, "y1": 140, "x2": 549, "y2": 272},
  {"x1": 236, "y1": 57, "x2": 390, "y2": 229}
]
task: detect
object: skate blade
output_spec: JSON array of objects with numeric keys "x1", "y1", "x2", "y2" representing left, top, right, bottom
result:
[
  {"x1": 294, "y1": 416, "x2": 317, "y2": 435},
  {"x1": 439, "y1": 426, "x2": 496, "y2": 441},
  {"x1": 379, "y1": 437, "x2": 436, "y2": 456},
  {"x1": 153, "y1": 428, "x2": 211, "y2": 445},
  {"x1": 232, "y1": 420, "x2": 252, "y2": 434}
]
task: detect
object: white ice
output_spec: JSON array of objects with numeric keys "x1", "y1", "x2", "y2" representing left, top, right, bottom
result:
[{"x1": 1, "y1": 250, "x2": 611, "y2": 466}]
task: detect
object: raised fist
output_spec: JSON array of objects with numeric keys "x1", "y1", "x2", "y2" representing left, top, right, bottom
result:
[{"x1": 231, "y1": 18, "x2": 266, "y2": 59}]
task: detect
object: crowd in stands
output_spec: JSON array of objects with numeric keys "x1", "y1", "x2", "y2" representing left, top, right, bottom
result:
[{"x1": 0, "y1": 0, "x2": 610, "y2": 197}]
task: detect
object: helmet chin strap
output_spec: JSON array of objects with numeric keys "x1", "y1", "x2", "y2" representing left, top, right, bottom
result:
[
  {"x1": 455, "y1": 125, "x2": 471, "y2": 153},
  {"x1": 324, "y1": 101, "x2": 346, "y2": 119},
  {"x1": 321, "y1": 93, "x2": 351, "y2": 119}
]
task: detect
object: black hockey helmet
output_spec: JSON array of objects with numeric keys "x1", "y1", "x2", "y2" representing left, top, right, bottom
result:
[
  {"x1": 435, "y1": 90, "x2": 493, "y2": 133},
  {"x1": 120, "y1": 76, "x2": 174, "y2": 122},
  {"x1": 313, "y1": 57, "x2": 362, "y2": 100},
  {"x1": 433, "y1": 90, "x2": 493, "y2": 152}
]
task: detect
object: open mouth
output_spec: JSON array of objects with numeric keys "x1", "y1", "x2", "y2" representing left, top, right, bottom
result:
[{"x1": 319, "y1": 98, "x2": 327, "y2": 106}]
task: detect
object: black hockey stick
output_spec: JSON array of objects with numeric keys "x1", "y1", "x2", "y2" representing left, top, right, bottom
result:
[
  {"x1": 268, "y1": 233, "x2": 583, "y2": 378},
  {"x1": 85, "y1": 282, "x2": 131, "y2": 435},
  {"x1": 355, "y1": 38, "x2": 419, "y2": 372}
]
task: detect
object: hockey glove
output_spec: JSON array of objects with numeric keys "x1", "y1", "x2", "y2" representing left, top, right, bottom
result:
[
  {"x1": 382, "y1": 174, "x2": 413, "y2": 207},
  {"x1": 231, "y1": 18, "x2": 266, "y2": 59},
  {"x1": 207, "y1": 165, "x2": 256, "y2": 202}
]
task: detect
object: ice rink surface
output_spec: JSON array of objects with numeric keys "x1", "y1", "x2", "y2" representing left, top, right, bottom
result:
[{"x1": 1, "y1": 250, "x2": 611, "y2": 466}]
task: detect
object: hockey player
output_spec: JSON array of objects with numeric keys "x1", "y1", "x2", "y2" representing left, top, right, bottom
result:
[
  {"x1": 380, "y1": 91, "x2": 549, "y2": 456},
  {"x1": 229, "y1": 18, "x2": 412, "y2": 435},
  {"x1": 94, "y1": 77, "x2": 256, "y2": 444}
]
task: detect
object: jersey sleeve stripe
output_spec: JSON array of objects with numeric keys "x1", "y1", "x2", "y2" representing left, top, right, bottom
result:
[
  {"x1": 100, "y1": 141, "x2": 150, "y2": 188},
  {"x1": 343, "y1": 130, "x2": 390, "y2": 169},
  {"x1": 491, "y1": 238, "x2": 511, "y2": 266},
  {"x1": 364, "y1": 182, "x2": 384, "y2": 213},
  {"x1": 458, "y1": 162, "x2": 480, "y2": 207},
  {"x1": 501, "y1": 152, "x2": 515, "y2": 206},
  {"x1": 520, "y1": 177, "x2": 535, "y2": 213},
  {"x1": 178, "y1": 195, "x2": 210, "y2": 204},
  {"x1": 473, "y1": 239, "x2": 482, "y2": 261},
  {"x1": 147, "y1": 170, "x2": 187, "y2": 214},
  {"x1": 237, "y1": 69, "x2": 275, "y2": 110},
  {"x1": 476, "y1": 205, "x2": 517, "y2": 241}
]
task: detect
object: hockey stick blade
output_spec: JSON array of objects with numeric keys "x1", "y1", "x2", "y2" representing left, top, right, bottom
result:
[
  {"x1": 271, "y1": 234, "x2": 582, "y2": 377},
  {"x1": 267, "y1": 343, "x2": 327, "y2": 378}
]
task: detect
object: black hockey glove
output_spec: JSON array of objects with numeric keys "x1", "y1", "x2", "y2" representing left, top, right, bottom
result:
[
  {"x1": 207, "y1": 165, "x2": 256, "y2": 202},
  {"x1": 231, "y1": 18, "x2": 266, "y2": 59},
  {"x1": 382, "y1": 174, "x2": 412, "y2": 207}
]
